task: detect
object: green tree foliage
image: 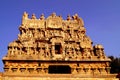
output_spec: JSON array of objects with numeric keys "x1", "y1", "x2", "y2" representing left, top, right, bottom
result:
[{"x1": 108, "y1": 56, "x2": 120, "y2": 73}]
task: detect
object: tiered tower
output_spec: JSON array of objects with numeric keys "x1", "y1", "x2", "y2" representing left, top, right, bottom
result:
[{"x1": 2, "y1": 12, "x2": 112, "y2": 77}]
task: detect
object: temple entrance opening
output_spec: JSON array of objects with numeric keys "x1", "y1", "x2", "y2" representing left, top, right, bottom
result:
[
  {"x1": 55, "y1": 43, "x2": 62, "y2": 54},
  {"x1": 48, "y1": 65, "x2": 71, "y2": 74}
]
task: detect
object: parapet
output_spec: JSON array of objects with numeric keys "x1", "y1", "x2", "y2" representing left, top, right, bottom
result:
[{"x1": 21, "y1": 12, "x2": 84, "y2": 29}]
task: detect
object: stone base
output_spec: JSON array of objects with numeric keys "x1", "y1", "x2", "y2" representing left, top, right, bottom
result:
[
  {"x1": 1, "y1": 74, "x2": 119, "y2": 80},
  {"x1": 2, "y1": 77, "x2": 119, "y2": 80}
]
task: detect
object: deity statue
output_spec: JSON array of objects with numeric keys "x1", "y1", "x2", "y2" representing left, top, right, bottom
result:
[
  {"x1": 40, "y1": 48, "x2": 45, "y2": 58},
  {"x1": 26, "y1": 30, "x2": 33, "y2": 39},
  {"x1": 82, "y1": 48, "x2": 92, "y2": 58}
]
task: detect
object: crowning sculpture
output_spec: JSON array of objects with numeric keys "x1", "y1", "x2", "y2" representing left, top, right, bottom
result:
[{"x1": 2, "y1": 12, "x2": 116, "y2": 79}]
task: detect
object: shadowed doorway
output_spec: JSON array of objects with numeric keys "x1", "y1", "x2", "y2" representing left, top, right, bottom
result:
[
  {"x1": 48, "y1": 65, "x2": 71, "y2": 74},
  {"x1": 55, "y1": 43, "x2": 62, "y2": 54}
]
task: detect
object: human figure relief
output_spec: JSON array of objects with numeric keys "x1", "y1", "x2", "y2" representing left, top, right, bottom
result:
[
  {"x1": 40, "y1": 31, "x2": 44, "y2": 38},
  {"x1": 8, "y1": 48, "x2": 14, "y2": 55},
  {"x1": 14, "y1": 47, "x2": 18, "y2": 55},
  {"x1": 34, "y1": 30, "x2": 38, "y2": 38},
  {"x1": 45, "y1": 48, "x2": 51, "y2": 58},
  {"x1": 40, "y1": 48, "x2": 45, "y2": 58},
  {"x1": 77, "y1": 31, "x2": 83, "y2": 41},
  {"x1": 27, "y1": 30, "x2": 33, "y2": 39},
  {"x1": 82, "y1": 48, "x2": 91, "y2": 58}
]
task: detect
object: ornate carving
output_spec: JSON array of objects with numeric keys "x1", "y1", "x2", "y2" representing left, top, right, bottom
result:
[
  {"x1": 46, "y1": 13, "x2": 62, "y2": 29},
  {"x1": 2, "y1": 12, "x2": 111, "y2": 76}
]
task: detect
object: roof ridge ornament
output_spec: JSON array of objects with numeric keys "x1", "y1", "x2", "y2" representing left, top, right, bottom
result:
[
  {"x1": 31, "y1": 13, "x2": 36, "y2": 19},
  {"x1": 22, "y1": 11, "x2": 28, "y2": 20},
  {"x1": 40, "y1": 13, "x2": 45, "y2": 20},
  {"x1": 51, "y1": 12, "x2": 56, "y2": 17},
  {"x1": 67, "y1": 14, "x2": 71, "y2": 21}
]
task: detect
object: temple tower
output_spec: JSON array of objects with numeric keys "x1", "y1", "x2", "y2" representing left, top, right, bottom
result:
[{"x1": 2, "y1": 12, "x2": 117, "y2": 80}]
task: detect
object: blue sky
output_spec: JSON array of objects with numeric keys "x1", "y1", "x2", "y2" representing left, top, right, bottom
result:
[{"x1": 0, "y1": 0, "x2": 120, "y2": 72}]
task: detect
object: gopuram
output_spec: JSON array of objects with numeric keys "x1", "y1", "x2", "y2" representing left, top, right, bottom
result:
[{"x1": 1, "y1": 12, "x2": 118, "y2": 80}]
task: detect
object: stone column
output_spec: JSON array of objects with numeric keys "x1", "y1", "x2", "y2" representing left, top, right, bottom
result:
[
  {"x1": 106, "y1": 67, "x2": 111, "y2": 74},
  {"x1": 100, "y1": 67, "x2": 107, "y2": 74},
  {"x1": 51, "y1": 41, "x2": 55, "y2": 58}
]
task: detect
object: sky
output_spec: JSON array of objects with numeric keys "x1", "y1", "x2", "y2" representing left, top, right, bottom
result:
[{"x1": 0, "y1": 0, "x2": 120, "y2": 72}]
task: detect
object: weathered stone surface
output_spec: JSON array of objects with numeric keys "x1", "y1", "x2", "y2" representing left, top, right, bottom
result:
[
  {"x1": 1, "y1": 77, "x2": 119, "y2": 80},
  {"x1": 1, "y1": 74, "x2": 119, "y2": 80},
  {"x1": 1, "y1": 12, "x2": 118, "y2": 79}
]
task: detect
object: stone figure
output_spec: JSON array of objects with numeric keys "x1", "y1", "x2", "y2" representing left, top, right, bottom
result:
[
  {"x1": 40, "y1": 48, "x2": 45, "y2": 58},
  {"x1": 27, "y1": 30, "x2": 33, "y2": 39},
  {"x1": 82, "y1": 48, "x2": 91, "y2": 58}
]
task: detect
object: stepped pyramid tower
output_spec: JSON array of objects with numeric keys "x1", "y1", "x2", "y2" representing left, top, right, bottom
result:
[{"x1": 1, "y1": 12, "x2": 117, "y2": 80}]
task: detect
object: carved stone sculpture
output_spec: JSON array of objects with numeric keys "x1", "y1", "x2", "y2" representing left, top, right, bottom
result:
[{"x1": 2, "y1": 12, "x2": 112, "y2": 78}]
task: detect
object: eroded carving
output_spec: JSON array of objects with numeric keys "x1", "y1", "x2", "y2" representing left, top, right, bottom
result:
[{"x1": 2, "y1": 12, "x2": 111, "y2": 75}]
